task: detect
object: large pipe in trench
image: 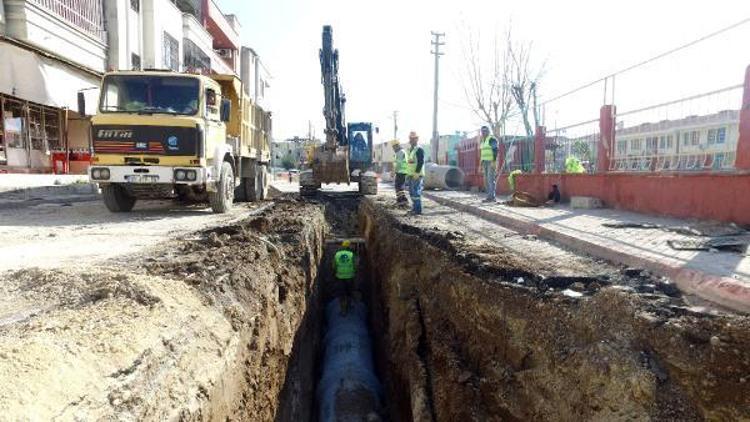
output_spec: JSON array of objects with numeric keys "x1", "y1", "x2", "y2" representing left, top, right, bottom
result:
[
  {"x1": 424, "y1": 163, "x2": 465, "y2": 190},
  {"x1": 317, "y1": 297, "x2": 382, "y2": 421}
]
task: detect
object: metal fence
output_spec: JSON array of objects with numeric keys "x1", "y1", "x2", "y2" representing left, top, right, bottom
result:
[
  {"x1": 545, "y1": 119, "x2": 600, "y2": 173},
  {"x1": 610, "y1": 84, "x2": 743, "y2": 173},
  {"x1": 500, "y1": 135, "x2": 535, "y2": 173}
]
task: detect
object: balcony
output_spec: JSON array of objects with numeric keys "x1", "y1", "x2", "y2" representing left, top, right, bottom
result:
[
  {"x1": 3, "y1": 0, "x2": 107, "y2": 72},
  {"x1": 202, "y1": 0, "x2": 239, "y2": 50},
  {"x1": 182, "y1": 13, "x2": 234, "y2": 75}
]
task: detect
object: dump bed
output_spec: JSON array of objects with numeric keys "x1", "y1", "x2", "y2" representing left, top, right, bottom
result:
[{"x1": 212, "y1": 74, "x2": 271, "y2": 162}]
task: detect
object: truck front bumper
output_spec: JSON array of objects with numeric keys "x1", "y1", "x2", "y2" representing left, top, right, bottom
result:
[{"x1": 89, "y1": 165, "x2": 208, "y2": 185}]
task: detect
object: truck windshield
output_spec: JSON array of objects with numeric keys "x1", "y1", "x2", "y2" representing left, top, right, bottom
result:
[{"x1": 99, "y1": 75, "x2": 199, "y2": 115}]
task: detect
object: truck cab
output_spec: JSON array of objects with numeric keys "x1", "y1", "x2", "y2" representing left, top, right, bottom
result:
[{"x1": 86, "y1": 70, "x2": 270, "y2": 213}]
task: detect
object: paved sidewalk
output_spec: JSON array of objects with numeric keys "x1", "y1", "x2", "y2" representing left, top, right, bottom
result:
[{"x1": 424, "y1": 190, "x2": 750, "y2": 313}]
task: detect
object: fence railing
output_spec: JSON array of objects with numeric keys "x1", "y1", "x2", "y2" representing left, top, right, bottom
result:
[
  {"x1": 545, "y1": 119, "x2": 600, "y2": 173},
  {"x1": 610, "y1": 84, "x2": 743, "y2": 173},
  {"x1": 31, "y1": 0, "x2": 107, "y2": 42},
  {"x1": 501, "y1": 136, "x2": 535, "y2": 173}
]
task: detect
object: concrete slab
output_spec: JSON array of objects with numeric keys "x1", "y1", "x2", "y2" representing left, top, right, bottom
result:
[{"x1": 424, "y1": 189, "x2": 750, "y2": 313}]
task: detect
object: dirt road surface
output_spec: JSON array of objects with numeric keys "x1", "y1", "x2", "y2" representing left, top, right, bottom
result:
[{"x1": 0, "y1": 200, "x2": 258, "y2": 272}]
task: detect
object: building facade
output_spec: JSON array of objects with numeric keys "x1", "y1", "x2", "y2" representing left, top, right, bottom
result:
[
  {"x1": 0, "y1": 0, "x2": 270, "y2": 174},
  {"x1": 0, "y1": 0, "x2": 105, "y2": 173}
]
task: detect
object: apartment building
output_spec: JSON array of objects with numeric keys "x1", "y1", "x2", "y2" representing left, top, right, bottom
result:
[
  {"x1": 0, "y1": 0, "x2": 270, "y2": 174},
  {"x1": 0, "y1": 0, "x2": 105, "y2": 173}
]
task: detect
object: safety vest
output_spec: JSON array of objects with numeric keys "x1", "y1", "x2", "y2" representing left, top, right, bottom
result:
[
  {"x1": 407, "y1": 146, "x2": 425, "y2": 177},
  {"x1": 394, "y1": 149, "x2": 408, "y2": 174},
  {"x1": 334, "y1": 249, "x2": 355, "y2": 280},
  {"x1": 480, "y1": 135, "x2": 496, "y2": 162}
]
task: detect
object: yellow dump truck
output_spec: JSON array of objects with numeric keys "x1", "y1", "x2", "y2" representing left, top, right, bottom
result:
[{"x1": 83, "y1": 70, "x2": 271, "y2": 213}]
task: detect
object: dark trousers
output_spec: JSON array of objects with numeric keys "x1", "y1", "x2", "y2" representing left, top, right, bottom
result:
[{"x1": 395, "y1": 173, "x2": 408, "y2": 203}]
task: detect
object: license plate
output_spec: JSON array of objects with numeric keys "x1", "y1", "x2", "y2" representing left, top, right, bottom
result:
[{"x1": 125, "y1": 175, "x2": 159, "y2": 183}]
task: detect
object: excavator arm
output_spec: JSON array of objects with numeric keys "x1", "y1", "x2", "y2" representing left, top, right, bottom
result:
[{"x1": 320, "y1": 25, "x2": 347, "y2": 150}]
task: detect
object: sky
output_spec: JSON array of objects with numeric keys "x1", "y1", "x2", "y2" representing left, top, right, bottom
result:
[{"x1": 217, "y1": 0, "x2": 750, "y2": 143}]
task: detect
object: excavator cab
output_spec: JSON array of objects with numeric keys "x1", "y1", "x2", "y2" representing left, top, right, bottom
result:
[{"x1": 347, "y1": 122, "x2": 375, "y2": 182}]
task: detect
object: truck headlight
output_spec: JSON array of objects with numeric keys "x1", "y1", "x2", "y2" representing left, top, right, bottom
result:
[
  {"x1": 91, "y1": 168, "x2": 110, "y2": 180},
  {"x1": 186, "y1": 170, "x2": 197, "y2": 181},
  {"x1": 175, "y1": 170, "x2": 186, "y2": 181}
]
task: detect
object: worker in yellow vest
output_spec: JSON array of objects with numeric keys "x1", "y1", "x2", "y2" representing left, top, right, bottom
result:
[
  {"x1": 391, "y1": 139, "x2": 409, "y2": 207},
  {"x1": 480, "y1": 126, "x2": 499, "y2": 202},
  {"x1": 406, "y1": 131, "x2": 425, "y2": 215},
  {"x1": 333, "y1": 240, "x2": 356, "y2": 313}
]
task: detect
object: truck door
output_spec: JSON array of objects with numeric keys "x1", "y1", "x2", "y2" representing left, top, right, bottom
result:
[{"x1": 204, "y1": 87, "x2": 222, "y2": 161}]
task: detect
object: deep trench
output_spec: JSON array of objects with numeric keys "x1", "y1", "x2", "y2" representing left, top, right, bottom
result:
[
  {"x1": 275, "y1": 193, "x2": 401, "y2": 422},
  {"x1": 267, "y1": 193, "x2": 750, "y2": 422}
]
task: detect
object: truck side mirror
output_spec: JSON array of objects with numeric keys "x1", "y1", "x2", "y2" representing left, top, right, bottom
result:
[
  {"x1": 220, "y1": 99, "x2": 231, "y2": 122},
  {"x1": 77, "y1": 92, "x2": 87, "y2": 117}
]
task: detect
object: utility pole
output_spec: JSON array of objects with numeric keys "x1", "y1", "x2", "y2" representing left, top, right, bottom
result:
[
  {"x1": 430, "y1": 31, "x2": 445, "y2": 163},
  {"x1": 392, "y1": 110, "x2": 399, "y2": 140}
]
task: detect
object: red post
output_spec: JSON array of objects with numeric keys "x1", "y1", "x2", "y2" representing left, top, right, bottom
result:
[
  {"x1": 598, "y1": 105, "x2": 615, "y2": 173},
  {"x1": 534, "y1": 126, "x2": 546, "y2": 174},
  {"x1": 735, "y1": 65, "x2": 750, "y2": 171}
]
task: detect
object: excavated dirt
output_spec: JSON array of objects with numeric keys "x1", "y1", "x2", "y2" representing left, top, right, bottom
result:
[
  {"x1": 360, "y1": 196, "x2": 750, "y2": 421},
  {"x1": 0, "y1": 198, "x2": 328, "y2": 420},
  {"x1": 2, "y1": 190, "x2": 749, "y2": 421}
]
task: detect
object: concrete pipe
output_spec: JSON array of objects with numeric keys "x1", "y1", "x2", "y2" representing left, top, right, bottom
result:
[
  {"x1": 424, "y1": 163, "x2": 465, "y2": 190},
  {"x1": 317, "y1": 298, "x2": 382, "y2": 421}
]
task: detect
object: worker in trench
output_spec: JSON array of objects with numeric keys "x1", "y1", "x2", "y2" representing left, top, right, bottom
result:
[
  {"x1": 480, "y1": 125, "x2": 499, "y2": 202},
  {"x1": 406, "y1": 131, "x2": 425, "y2": 216},
  {"x1": 333, "y1": 240, "x2": 356, "y2": 314},
  {"x1": 391, "y1": 139, "x2": 409, "y2": 208}
]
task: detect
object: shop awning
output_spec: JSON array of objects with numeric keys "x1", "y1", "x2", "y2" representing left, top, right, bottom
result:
[{"x1": 0, "y1": 41, "x2": 100, "y2": 114}]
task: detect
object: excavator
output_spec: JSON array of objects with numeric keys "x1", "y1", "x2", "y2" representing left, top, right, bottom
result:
[{"x1": 299, "y1": 26, "x2": 378, "y2": 196}]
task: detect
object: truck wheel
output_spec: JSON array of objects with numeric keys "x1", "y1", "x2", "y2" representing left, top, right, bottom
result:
[
  {"x1": 102, "y1": 184, "x2": 136, "y2": 212},
  {"x1": 210, "y1": 161, "x2": 234, "y2": 213}
]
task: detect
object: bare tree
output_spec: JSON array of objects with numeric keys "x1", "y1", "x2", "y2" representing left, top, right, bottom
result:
[
  {"x1": 509, "y1": 38, "x2": 544, "y2": 137},
  {"x1": 461, "y1": 24, "x2": 543, "y2": 139},
  {"x1": 460, "y1": 25, "x2": 513, "y2": 138}
]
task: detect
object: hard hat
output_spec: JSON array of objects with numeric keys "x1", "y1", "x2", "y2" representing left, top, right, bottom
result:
[
  {"x1": 408, "y1": 131, "x2": 418, "y2": 139},
  {"x1": 389, "y1": 139, "x2": 400, "y2": 147},
  {"x1": 341, "y1": 240, "x2": 351, "y2": 248}
]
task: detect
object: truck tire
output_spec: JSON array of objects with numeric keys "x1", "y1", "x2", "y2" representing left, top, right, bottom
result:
[
  {"x1": 102, "y1": 184, "x2": 136, "y2": 212},
  {"x1": 210, "y1": 161, "x2": 234, "y2": 213}
]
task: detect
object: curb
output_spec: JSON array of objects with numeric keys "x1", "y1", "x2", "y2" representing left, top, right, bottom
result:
[{"x1": 424, "y1": 192, "x2": 750, "y2": 314}]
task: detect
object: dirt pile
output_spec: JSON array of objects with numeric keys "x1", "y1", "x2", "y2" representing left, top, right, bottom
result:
[
  {"x1": 361, "y1": 198, "x2": 750, "y2": 421},
  {"x1": 0, "y1": 199, "x2": 327, "y2": 420}
]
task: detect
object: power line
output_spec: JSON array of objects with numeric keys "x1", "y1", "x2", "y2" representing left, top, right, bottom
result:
[{"x1": 541, "y1": 16, "x2": 750, "y2": 106}]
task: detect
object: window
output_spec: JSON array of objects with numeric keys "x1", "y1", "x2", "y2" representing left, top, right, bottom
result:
[
  {"x1": 717, "y1": 127, "x2": 726, "y2": 144},
  {"x1": 683, "y1": 132, "x2": 690, "y2": 146},
  {"x1": 659, "y1": 136, "x2": 666, "y2": 149},
  {"x1": 131, "y1": 53, "x2": 141, "y2": 70},
  {"x1": 162, "y1": 32, "x2": 180, "y2": 71},
  {"x1": 130, "y1": 0, "x2": 139, "y2": 12},
  {"x1": 630, "y1": 138, "x2": 642, "y2": 151},
  {"x1": 646, "y1": 137, "x2": 657, "y2": 151},
  {"x1": 617, "y1": 140, "x2": 627, "y2": 155},
  {"x1": 691, "y1": 131, "x2": 700, "y2": 146},
  {"x1": 183, "y1": 39, "x2": 211, "y2": 74},
  {"x1": 707, "y1": 129, "x2": 716, "y2": 145}
]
